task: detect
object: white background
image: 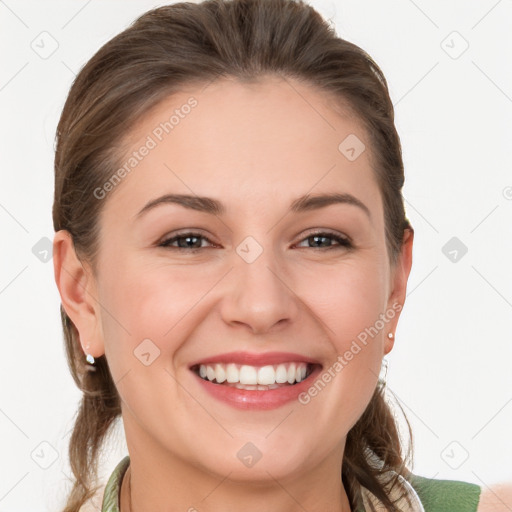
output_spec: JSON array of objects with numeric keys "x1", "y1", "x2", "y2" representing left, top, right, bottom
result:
[{"x1": 1, "y1": 0, "x2": 511, "y2": 510}]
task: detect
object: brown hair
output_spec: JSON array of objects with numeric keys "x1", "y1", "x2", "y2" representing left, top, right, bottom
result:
[{"x1": 53, "y1": 0, "x2": 414, "y2": 510}]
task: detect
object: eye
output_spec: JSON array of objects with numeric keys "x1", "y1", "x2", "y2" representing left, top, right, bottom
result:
[
  {"x1": 295, "y1": 231, "x2": 353, "y2": 250},
  {"x1": 158, "y1": 232, "x2": 215, "y2": 251},
  {"x1": 158, "y1": 230, "x2": 353, "y2": 252}
]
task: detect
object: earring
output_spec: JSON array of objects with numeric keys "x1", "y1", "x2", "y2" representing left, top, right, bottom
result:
[
  {"x1": 387, "y1": 332, "x2": 394, "y2": 340},
  {"x1": 84, "y1": 343, "x2": 95, "y2": 365}
]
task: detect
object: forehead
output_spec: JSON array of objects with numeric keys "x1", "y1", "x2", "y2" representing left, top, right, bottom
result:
[{"x1": 104, "y1": 76, "x2": 382, "y2": 221}]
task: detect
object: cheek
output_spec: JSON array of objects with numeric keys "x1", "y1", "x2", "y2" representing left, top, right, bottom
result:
[
  {"x1": 298, "y1": 260, "x2": 386, "y2": 418},
  {"x1": 96, "y1": 259, "x2": 196, "y2": 419},
  {"x1": 306, "y1": 258, "x2": 387, "y2": 346},
  {"x1": 97, "y1": 256, "x2": 211, "y2": 362}
]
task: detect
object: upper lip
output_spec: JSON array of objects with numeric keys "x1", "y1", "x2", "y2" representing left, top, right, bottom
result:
[{"x1": 189, "y1": 351, "x2": 322, "y2": 368}]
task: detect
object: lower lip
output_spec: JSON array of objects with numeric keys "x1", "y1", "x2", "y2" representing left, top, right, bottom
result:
[{"x1": 191, "y1": 365, "x2": 323, "y2": 410}]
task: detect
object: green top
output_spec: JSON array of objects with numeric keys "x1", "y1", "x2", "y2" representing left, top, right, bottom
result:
[{"x1": 101, "y1": 455, "x2": 481, "y2": 512}]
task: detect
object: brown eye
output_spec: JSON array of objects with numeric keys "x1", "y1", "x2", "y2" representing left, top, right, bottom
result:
[
  {"x1": 157, "y1": 230, "x2": 352, "y2": 252},
  {"x1": 296, "y1": 231, "x2": 352, "y2": 250},
  {"x1": 159, "y1": 232, "x2": 213, "y2": 250}
]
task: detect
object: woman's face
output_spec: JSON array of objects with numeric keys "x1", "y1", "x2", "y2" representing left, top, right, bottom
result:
[{"x1": 72, "y1": 77, "x2": 412, "y2": 481}]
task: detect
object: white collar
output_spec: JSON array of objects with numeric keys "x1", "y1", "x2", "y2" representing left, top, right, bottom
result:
[
  {"x1": 360, "y1": 472, "x2": 425, "y2": 512},
  {"x1": 358, "y1": 448, "x2": 425, "y2": 512}
]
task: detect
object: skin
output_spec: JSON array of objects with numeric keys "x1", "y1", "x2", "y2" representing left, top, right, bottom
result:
[
  {"x1": 54, "y1": 76, "x2": 415, "y2": 511},
  {"x1": 478, "y1": 486, "x2": 512, "y2": 512}
]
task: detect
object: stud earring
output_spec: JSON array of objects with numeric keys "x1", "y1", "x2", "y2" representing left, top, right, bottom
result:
[
  {"x1": 387, "y1": 332, "x2": 394, "y2": 340},
  {"x1": 84, "y1": 343, "x2": 95, "y2": 365}
]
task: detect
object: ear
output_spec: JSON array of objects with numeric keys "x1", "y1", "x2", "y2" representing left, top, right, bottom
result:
[
  {"x1": 53, "y1": 230, "x2": 104, "y2": 359},
  {"x1": 384, "y1": 228, "x2": 414, "y2": 355}
]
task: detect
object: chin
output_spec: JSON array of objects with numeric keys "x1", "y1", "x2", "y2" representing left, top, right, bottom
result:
[{"x1": 190, "y1": 439, "x2": 317, "y2": 484}]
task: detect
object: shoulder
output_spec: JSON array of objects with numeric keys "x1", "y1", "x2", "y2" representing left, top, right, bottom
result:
[
  {"x1": 408, "y1": 474, "x2": 512, "y2": 512},
  {"x1": 100, "y1": 455, "x2": 130, "y2": 512},
  {"x1": 79, "y1": 456, "x2": 130, "y2": 512},
  {"x1": 407, "y1": 473, "x2": 481, "y2": 512},
  {"x1": 476, "y1": 482, "x2": 512, "y2": 512}
]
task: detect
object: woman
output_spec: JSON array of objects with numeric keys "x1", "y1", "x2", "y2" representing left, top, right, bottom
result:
[{"x1": 52, "y1": 0, "x2": 504, "y2": 510}]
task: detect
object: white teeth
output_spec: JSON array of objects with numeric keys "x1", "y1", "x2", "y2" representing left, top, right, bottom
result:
[
  {"x1": 226, "y1": 363, "x2": 239, "y2": 383},
  {"x1": 206, "y1": 366, "x2": 215, "y2": 381},
  {"x1": 233, "y1": 383, "x2": 281, "y2": 390},
  {"x1": 257, "y1": 365, "x2": 275, "y2": 385},
  {"x1": 239, "y1": 365, "x2": 258, "y2": 385},
  {"x1": 275, "y1": 364, "x2": 288, "y2": 383},
  {"x1": 287, "y1": 363, "x2": 296, "y2": 384},
  {"x1": 214, "y1": 364, "x2": 226, "y2": 383},
  {"x1": 296, "y1": 364, "x2": 307, "y2": 382},
  {"x1": 196, "y1": 362, "x2": 310, "y2": 386}
]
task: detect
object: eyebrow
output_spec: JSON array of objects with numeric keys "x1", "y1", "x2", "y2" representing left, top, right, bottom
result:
[{"x1": 135, "y1": 192, "x2": 371, "y2": 219}]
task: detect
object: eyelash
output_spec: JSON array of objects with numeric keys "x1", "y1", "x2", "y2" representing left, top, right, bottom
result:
[{"x1": 158, "y1": 230, "x2": 353, "y2": 252}]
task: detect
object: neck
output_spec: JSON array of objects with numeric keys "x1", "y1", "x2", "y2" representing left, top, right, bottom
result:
[
  {"x1": 119, "y1": 409, "x2": 352, "y2": 512},
  {"x1": 120, "y1": 448, "x2": 352, "y2": 512}
]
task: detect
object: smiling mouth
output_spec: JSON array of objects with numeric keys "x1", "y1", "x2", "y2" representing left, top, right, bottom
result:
[{"x1": 191, "y1": 362, "x2": 319, "y2": 390}]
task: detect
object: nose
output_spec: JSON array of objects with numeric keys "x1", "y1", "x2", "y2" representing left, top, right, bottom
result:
[{"x1": 219, "y1": 246, "x2": 300, "y2": 335}]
